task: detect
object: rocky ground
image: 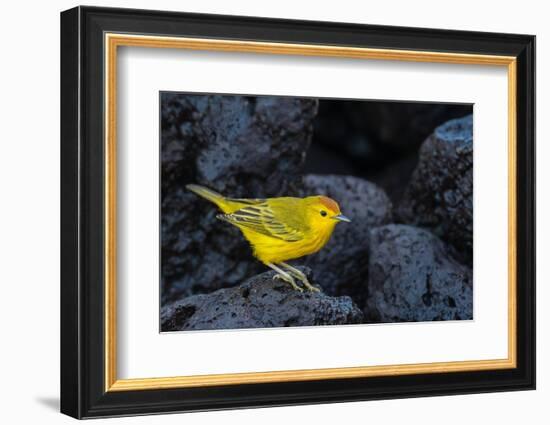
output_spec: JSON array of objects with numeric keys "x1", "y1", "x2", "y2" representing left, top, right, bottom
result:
[
  {"x1": 365, "y1": 225, "x2": 472, "y2": 322},
  {"x1": 395, "y1": 115, "x2": 473, "y2": 266},
  {"x1": 161, "y1": 267, "x2": 363, "y2": 331},
  {"x1": 160, "y1": 93, "x2": 473, "y2": 331}
]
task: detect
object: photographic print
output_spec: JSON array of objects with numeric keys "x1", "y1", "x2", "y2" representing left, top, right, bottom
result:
[{"x1": 160, "y1": 93, "x2": 474, "y2": 332}]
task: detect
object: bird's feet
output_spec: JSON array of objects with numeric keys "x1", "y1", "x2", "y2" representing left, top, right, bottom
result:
[{"x1": 273, "y1": 273, "x2": 303, "y2": 292}]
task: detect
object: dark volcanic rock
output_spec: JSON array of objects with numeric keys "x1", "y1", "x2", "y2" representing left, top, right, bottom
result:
[
  {"x1": 161, "y1": 267, "x2": 364, "y2": 331},
  {"x1": 365, "y1": 225, "x2": 473, "y2": 322},
  {"x1": 368, "y1": 153, "x2": 420, "y2": 204},
  {"x1": 161, "y1": 93, "x2": 318, "y2": 302},
  {"x1": 396, "y1": 115, "x2": 473, "y2": 265},
  {"x1": 298, "y1": 174, "x2": 392, "y2": 303}
]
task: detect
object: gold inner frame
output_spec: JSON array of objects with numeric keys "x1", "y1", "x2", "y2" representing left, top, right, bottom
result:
[{"x1": 104, "y1": 33, "x2": 518, "y2": 392}]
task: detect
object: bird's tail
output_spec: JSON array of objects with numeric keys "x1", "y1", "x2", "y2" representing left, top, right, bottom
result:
[{"x1": 186, "y1": 184, "x2": 231, "y2": 212}]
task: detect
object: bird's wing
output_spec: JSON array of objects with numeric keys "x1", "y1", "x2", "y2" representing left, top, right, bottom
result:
[{"x1": 217, "y1": 202, "x2": 305, "y2": 242}]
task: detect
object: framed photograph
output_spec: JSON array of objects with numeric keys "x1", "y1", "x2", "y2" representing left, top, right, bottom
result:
[{"x1": 60, "y1": 6, "x2": 535, "y2": 419}]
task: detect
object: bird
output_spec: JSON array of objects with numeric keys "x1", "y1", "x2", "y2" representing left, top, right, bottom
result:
[{"x1": 186, "y1": 184, "x2": 351, "y2": 292}]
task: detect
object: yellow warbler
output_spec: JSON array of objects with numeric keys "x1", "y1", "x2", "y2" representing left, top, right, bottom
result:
[{"x1": 186, "y1": 184, "x2": 351, "y2": 292}]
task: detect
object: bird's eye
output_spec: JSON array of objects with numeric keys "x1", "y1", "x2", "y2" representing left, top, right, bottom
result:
[{"x1": 320, "y1": 210, "x2": 327, "y2": 217}]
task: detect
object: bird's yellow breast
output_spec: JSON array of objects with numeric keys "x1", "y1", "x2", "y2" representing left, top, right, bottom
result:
[{"x1": 239, "y1": 225, "x2": 335, "y2": 264}]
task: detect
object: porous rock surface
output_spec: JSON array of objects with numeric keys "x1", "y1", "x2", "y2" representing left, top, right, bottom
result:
[
  {"x1": 161, "y1": 93, "x2": 318, "y2": 302},
  {"x1": 299, "y1": 174, "x2": 392, "y2": 302},
  {"x1": 365, "y1": 225, "x2": 473, "y2": 322},
  {"x1": 161, "y1": 267, "x2": 364, "y2": 331},
  {"x1": 396, "y1": 115, "x2": 473, "y2": 265}
]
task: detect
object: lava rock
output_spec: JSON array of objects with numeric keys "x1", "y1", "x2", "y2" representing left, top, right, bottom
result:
[
  {"x1": 367, "y1": 153, "x2": 420, "y2": 204},
  {"x1": 298, "y1": 174, "x2": 392, "y2": 303},
  {"x1": 395, "y1": 115, "x2": 473, "y2": 265},
  {"x1": 365, "y1": 225, "x2": 473, "y2": 322},
  {"x1": 161, "y1": 93, "x2": 318, "y2": 302},
  {"x1": 161, "y1": 267, "x2": 364, "y2": 331}
]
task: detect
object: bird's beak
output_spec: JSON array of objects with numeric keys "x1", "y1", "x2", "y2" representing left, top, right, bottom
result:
[{"x1": 333, "y1": 214, "x2": 351, "y2": 223}]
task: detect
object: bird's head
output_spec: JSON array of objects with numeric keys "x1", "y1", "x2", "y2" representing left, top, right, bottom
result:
[{"x1": 305, "y1": 195, "x2": 351, "y2": 232}]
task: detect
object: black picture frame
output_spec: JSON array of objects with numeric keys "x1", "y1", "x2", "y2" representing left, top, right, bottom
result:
[{"x1": 61, "y1": 5, "x2": 535, "y2": 419}]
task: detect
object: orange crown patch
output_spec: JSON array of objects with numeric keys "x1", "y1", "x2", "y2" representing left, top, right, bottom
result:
[{"x1": 319, "y1": 196, "x2": 340, "y2": 214}]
